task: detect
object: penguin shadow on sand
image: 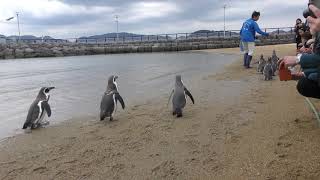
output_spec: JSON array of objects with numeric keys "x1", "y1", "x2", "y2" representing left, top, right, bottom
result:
[
  {"x1": 22, "y1": 87, "x2": 55, "y2": 133},
  {"x1": 99, "y1": 75, "x2": 125, "y2": 122},
  {"x1": 168, "y1": 75, "x2": 195, "y2": 118}
]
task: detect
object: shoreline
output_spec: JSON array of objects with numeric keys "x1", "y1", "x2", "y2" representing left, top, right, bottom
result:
[
  {"x1": 0, "y1": 34, "x2": 293, "y2": 60},
  {"x1": 2, "y1": 44, "x2": 320, "y2": 179}
]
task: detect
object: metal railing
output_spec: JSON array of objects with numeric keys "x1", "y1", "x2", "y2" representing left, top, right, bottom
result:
[{"x1": 1, "y1": 27, "x2": 295, "y2": 45}]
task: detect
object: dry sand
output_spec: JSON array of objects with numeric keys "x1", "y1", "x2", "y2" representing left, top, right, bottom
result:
[{"x1": 1, "y1": 44, "x2": 320, "y2": 180}]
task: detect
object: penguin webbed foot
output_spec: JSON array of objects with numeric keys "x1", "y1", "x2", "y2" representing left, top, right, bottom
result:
[
  {"x1": 110, "y1": 116, "x2": 113, "y2": 121},
  {"x1": 40, "y1": 121, "x2": 50, "y2": 127},
  {"x1": 24, "y1": 128, "x2": 32, "y2": 133},
  {"x1": 31, "y1": 124, "x2": 39, "y2": 129},
  {"x1": 176, "y1": 113, "x2": 183, "y2": 118}
]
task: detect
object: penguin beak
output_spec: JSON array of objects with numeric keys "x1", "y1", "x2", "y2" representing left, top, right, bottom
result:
[{"x1": 48, "y1": 87, "x2": 55, "y2": 90}]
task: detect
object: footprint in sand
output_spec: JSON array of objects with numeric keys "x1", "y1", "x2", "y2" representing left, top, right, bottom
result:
[
  {"x1": 151, "y1": 160, "x2": 182, "y2": 178},
  {"x1": 202, "y1": 158, "x2": 221, "y2": 172},
  {"x1": 191, "y1": 123, "x2": 200, "y2": 130},
  {"x1": 293, "y1": 117, "x2": 313, "y2": 128},
  {"x1": 184, "y1": 157, "x2": 199, "y2": 164},
  {"x1": 149, "y1": 153, "x2": 160, "y2": 158},
  {"x1": 225, "y1": 131, "x2": 242, "y2": 144},
  {"x1": 159, "y1": 141, "x2": 169, "y2": 147},
  {"x1": 125, "y1": 141, "x2": 143, "y2": 152},
  {"x1": 32, "y1": 166, "x2": 48, "y2": 174},
  {"x1": 179, "y1": 139, "x2": 200, "y2": 150},
  {"x1": 184, "y1": 134, "x2": 199, "y2": 139}
]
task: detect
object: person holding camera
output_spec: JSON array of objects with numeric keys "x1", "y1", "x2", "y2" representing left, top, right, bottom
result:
[
  {"x1": 280, "y1": 4, "x2": 320, "y2": 99},
  {"x1": 295, "y1": 18, "x2": 305, "y2": 50},
  {"x1": 240, "y1": 11, "x2": 269, "y2": 69}
]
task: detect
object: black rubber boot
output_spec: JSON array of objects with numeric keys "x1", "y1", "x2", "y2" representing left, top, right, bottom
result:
[
  {"x1": 246, "y1": 55, "x2": 253, "y2": 68},
  {"x1": 243, "y1": 53, "x2": 248, "y2": 67}
]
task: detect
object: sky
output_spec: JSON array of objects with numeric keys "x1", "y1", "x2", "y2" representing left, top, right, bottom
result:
[{"x1": 0, "y1": 0, "x2": 308, "y2": 39}]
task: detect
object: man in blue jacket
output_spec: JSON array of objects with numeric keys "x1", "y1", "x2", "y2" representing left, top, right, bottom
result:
[{"x1": 240, "y1": 11, "x2": 269, "y2": 68}]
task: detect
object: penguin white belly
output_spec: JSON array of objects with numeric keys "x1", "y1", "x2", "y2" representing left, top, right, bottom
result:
[
  {"x1": 183, "y1": 91, "x2": 187, "y2": 108},
  {"x1": 34, "y1": 101, "x2": 47, "y2": 126},
  {"x1": 38, "y1": 110, "x2": 47, "y2": 125},
  {"x1": 34, "y1": 101, "x2": 43, "y2": 125},
  {"x1": 114, "y1": 81, "x2": 118, "y2": 91}
]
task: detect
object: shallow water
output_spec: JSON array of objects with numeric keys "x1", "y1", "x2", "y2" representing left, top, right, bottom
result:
[{"x1": 0, "y1": 51, "x2": 237, "y2": 139}]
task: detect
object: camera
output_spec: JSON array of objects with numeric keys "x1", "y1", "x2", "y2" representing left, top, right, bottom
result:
[
  {"x1": 303, "y1": 0, "x2": 320, "y2": 18},
  {"x1": 303, "y1": 8, "x2": 315, "y2": 18},
  {"x1": 303, "y1": 8, "x2": 316, "y2": 18}
]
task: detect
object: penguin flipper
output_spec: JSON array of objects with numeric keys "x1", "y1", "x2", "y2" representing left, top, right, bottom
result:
[
  {"x1": 115, "y1": 93, "x2": 125, "y2": 109},
  {"x1": 184, "y1": 88, "x2": 194, "y2": 104},
  {"x1": 42, "y1": 101, "x2": 51, "y2": 117}
]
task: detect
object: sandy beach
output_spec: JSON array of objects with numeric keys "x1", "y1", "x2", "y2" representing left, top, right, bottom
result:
[{"x1": 1, "y1": 44, "x2": 320, "y2": 180}]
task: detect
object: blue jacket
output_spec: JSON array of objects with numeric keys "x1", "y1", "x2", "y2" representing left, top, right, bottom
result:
[{"x1": 240, "y1": 18, "x2": 269, "y2": 42}]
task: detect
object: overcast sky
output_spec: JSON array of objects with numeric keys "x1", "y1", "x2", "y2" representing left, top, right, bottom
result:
[{"x1": 0, "y1": 0, "x2": 308, "y2": 39}]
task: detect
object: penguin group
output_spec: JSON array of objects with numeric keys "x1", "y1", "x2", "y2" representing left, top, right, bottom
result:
[
  {"x1": 255, "y1": 50, "x2": 279, "y2": 81},
  {"x1": 22, "y1": 75, "x2": 194, "y2": 132}
]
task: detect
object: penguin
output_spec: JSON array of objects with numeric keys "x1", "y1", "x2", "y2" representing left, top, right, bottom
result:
[
  {"x1": 263, "y1": 58, "x2": 273, "y2": 81},
  {"x1": 257, "y1": 54, "x2": 266, "y2": 74},
  {"x1": 22, "y1": 87, "x2": 55, "y2": 130},
  {"x1": 100, "y1": 75, "x2": 125, "y2": 121},
  {"x1": 168, "y1": 75, "x2": 194, "y2": 117},
  {"x1": 271, "y1": 50, "x2": 279, "y2": 63},
  {"x1": 271, "y1": 49, "x2": 278, "y2": 71}
]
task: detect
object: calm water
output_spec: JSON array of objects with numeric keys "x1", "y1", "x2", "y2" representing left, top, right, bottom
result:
[{"x1": 0, "y1": 52, "x2": 237, "y2": 139}]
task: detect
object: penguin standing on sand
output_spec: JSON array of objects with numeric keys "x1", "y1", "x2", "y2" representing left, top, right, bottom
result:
[
  {"x1": 100, "y1": 75, "x2": 125, "y2": 121},
  {"x1": 22, "y1": 87, "x2": 55, "y2": 130},
  {"x1": 168, "y1": 75, "x2": 194, "y2": 117}
]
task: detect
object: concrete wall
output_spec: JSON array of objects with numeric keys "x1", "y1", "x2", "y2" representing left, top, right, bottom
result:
[{"x1": 0, "y1": 34, "x2": 295, "y2": 60}]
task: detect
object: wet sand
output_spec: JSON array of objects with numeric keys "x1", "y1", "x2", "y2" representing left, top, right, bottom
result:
[{"x1": 1, "y1": 44, "x2": 320, "y2": 180}]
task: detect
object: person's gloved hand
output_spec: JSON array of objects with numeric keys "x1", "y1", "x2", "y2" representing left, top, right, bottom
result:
[{"x1": 307, "y1": 4, "x2": 320, "y2": 34}]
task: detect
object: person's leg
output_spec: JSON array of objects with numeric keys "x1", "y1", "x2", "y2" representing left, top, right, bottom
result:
[
  {"x1": 246, "y1": 42, "x2": 255, "y2": 68},
  {"x1": 244, "y1": 53, "x2": 248, "y2": 66},
  {"x1": 296, "y1": 38, "x2": 301, "y2": 50},
  {"x1": 297, "y1": 77, "x2": 320, "y2": 99},
  {"x1": 242, "y1": 42, "x2": 249, "y2": 67}
]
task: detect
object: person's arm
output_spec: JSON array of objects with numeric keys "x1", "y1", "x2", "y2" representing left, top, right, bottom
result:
[
  {"x1": 303, "y1": 68, "x2": 319, "y2": 77},
  {"x1": 253, "y1": 22, "x2": 269, "y2": 36},
  {"x1": 240, "y1": 22, "x2": 245, "y2": 35},
  {"x1": 299, "y1": 53, "x2": 320, "y2": 68}
]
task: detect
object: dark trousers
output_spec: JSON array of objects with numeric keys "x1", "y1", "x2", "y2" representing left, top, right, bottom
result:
[
  {"x1": 296, "y1": 37, "x2": 301, "y2": 49},
  {"x1": 297, "y1": 77, "x2": 320, "y2": 99}
]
